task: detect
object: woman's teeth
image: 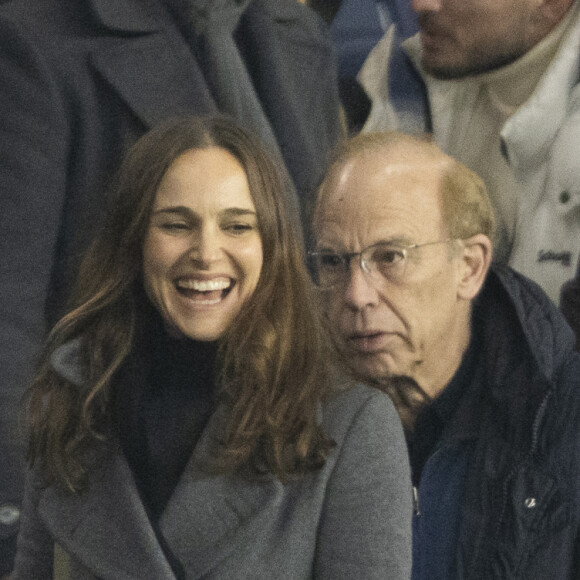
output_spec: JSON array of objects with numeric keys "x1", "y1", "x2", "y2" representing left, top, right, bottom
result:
[
  {"x1": 176, "y1": 277, "x2": 233, "y2": 303},
  {"x1": 177, "y1": 277, "x2": 231, "y2": 291}
]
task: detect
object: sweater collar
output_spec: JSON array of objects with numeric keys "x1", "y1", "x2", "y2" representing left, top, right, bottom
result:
[{"x1": 481, "y1": 2, "x2": 577, "y2": 114}]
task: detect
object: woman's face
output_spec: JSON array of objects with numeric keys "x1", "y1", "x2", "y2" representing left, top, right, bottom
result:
[{"x1": 142, "y1": 147, "x2": 263, "y2": 341}]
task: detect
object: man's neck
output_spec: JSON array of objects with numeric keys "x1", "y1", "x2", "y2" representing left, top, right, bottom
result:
[
  {"x1": 394, "y1": 321, "x2": 475, "y2": 435},
  {"x1": 372, "y1": 342, "x2": 470, "y2": 437},
  {"x1": 419, "y1": 320, "x2": 471, "y2": 402},
  {"x1": 373, "y1": 374, "x2": 432, "y2": 437}
]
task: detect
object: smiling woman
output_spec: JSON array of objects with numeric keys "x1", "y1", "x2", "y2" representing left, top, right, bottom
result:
[
  {"x1": 13, "y1": 116, "x2": 412, "y2": 579},
  {"x1": 142, "y1": 147, "x2": 263, "y2": 342}
]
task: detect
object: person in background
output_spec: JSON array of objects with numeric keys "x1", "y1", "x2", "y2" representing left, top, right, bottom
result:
[
  {"x1": 310, "y1": 131, "x2": 580, "y2": 579},
  {"x1": 358, "y1": 0, "x2": 580, "y2": 306},
  {"x1": 306, "y1": 0, "x2": 418, "y2": 134},
  {"x1": 13, "y1": 116, "x2": 412, "y2": 579},
  {"x1": 0, "y1": 0, "x2": 343, "y2": 572},
  {"x1": 328, "y1": 0, "x2": 418, "y2": 78}
]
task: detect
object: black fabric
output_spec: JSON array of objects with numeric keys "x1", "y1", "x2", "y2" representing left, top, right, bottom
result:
[
  {"x1": 408, "y1": 315, "x2": 482, "y2": 487},
  {"x1": 112, "y1": 298, "x2": 218, "y2": 578},
  {"x1": 560, "y1": 252, "x2": 580, "y2": 351},
  {"x1": 402, "y1": 265, "x2": 580, "y2": 578},
  {"x1": 114, "y1": 299, "x2": 217, "y2": 521},
  {"x1": 448, "y1": 266, "x2": 580, "y2": 578}
]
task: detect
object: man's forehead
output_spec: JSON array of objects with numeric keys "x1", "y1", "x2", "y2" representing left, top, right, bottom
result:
[
  {"x1": 320, "y1": 149, "x2": 445, "y2": 212},
  {"x1": 314, "y1": 150, "x2": 448, "y2": 244}
]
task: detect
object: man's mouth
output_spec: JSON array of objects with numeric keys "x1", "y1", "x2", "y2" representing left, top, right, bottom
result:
[
  {"x1": 349, "y1": 329, "x2": 385, "y2": 339},
  {"x1": 175, "y1": 277, "x2": 233, "y2": 304},
  {"x1": 417, "y1": 16, "x2": 449, "y2": 45},
  {"x1": 347, "y1": 331, "x2": 387, "y2": 352}
]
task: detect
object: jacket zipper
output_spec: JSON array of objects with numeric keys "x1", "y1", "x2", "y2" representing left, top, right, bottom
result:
[
  {"x1": 493, "y1": 388, "x2": 553, "y2": 538},
  {"x1": 413, "y1": 485, "x2": 421, "y2": 516}
]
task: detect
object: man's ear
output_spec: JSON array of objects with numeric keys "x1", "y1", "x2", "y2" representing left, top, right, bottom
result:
[{"x1": 456, "y1": 234, "x2": 492, "y2": 300}]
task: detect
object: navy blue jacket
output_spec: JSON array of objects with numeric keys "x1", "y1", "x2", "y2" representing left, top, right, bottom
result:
[{"x1": 415, "y1": 266, "x2": 580, "y2": 579}]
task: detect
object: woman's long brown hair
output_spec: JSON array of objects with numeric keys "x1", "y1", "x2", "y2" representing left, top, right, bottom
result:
[{"x1": 26, "y1": 116, "x2": 334, "y2": 492}]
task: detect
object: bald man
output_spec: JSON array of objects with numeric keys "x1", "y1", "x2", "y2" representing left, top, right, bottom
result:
[{"x1": 310, "y1": 132, "x2": 580, "y2": 579}]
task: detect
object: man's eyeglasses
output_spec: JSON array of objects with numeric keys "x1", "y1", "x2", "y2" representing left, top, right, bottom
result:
[{"x1": 307, "y1": 240, "x2": 456, "y2": 290}]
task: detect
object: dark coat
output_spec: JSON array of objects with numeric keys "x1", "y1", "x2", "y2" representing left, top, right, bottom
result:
[
  {"x1": 0, "y1": 0, "x2": 342, "y2": 571},
  {"x1": 418, "y1": 266, "x2": 580, "y2": 578},
  {"x1": 560, "y1": 254, "x2": 580, "y2": 350}
]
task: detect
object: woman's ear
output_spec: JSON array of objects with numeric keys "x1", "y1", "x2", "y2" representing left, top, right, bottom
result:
[{"x1": 456, "y1": 234, "x2": 493, "y2": 301}]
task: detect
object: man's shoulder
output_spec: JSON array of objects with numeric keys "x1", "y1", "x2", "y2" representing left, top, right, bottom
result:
[
  {"x1": 257, "y1": 0, "x2": 329, "y2": 33},
  {"x1": 480, "y1": 266, "x2": 577, "y2": 378}
]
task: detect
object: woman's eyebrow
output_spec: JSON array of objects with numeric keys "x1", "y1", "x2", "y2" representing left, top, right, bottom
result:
[
  {"x1": 152, "y1": 205, "x2": 191, "y2": 216},
  {"x1": 220, "y1": 207, "x2": 257, "y2": 217},
  {"x1": 152, "y1": 206, "x2": 257, "y2": 218}
]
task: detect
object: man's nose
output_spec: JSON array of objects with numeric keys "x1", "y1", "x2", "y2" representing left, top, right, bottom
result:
[
  {"x1": 343, "y1": 261, "x2": 380, "y2": 310},
  {"x1": 410, "y1": 0, "x2": 442, "y2": 13}
]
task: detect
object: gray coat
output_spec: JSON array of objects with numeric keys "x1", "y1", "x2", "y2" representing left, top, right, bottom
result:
[{"x1": 14, "y1": 378, "x2": 412, "y2": 579}]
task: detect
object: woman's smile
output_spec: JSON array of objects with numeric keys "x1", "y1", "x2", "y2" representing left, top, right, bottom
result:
[
  {"x1": 175, "y1": 276, "x2": 234, "y2": 305},
  {"x1": 142, "y1": 147, "x2": 263, "y2": 341}
]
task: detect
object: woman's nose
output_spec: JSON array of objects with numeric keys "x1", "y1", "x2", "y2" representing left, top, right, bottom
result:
[{"x1": 188, "y1": 228, "x2": 222, "y2": 264}]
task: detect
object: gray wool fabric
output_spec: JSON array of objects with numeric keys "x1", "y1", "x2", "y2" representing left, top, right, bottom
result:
[{"x1": 14, "y1": 370, "x2": 412, "y2": 578}]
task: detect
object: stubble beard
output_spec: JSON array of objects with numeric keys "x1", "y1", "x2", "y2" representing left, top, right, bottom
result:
[
  {"x1": 421, "y1": 36, "x2": 534, "y2": 81},
  {"x1": 423, "y1": 54, "x2": 524, "y2": 80},
  {"x1": 418, "y1": 14, "x2": 534, "y2": 81}
]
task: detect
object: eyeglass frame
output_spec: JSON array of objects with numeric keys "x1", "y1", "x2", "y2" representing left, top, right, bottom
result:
[{"x1": 307, "y1": 239, "x2": 460, "y2": 290}]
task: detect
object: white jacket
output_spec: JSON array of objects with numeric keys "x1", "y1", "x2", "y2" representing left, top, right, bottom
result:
[{"x1": 359, "y1": 13, "x2": 580, "y2": 304}]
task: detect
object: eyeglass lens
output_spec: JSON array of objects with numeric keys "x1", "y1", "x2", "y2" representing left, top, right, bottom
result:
[{"x1": 310, "y1": 243, "x2": 408, "y2": 289}]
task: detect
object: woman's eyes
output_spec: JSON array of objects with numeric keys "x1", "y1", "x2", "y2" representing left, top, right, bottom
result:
[
  {"x1": 159, "y1": 221, "x2": 190, "y2": 232},
  {"x1": 222, "y1": 222, "x2": 255, "y2": 234},
  {"x1": 157, "y1": 221, "x2": 256, "y2": 235}
]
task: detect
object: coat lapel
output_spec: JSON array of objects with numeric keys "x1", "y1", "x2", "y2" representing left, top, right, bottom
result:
[
  {"x1": 159, "y1": 406, "x2": 285, "y2": 579},
  {"x1": 87, "y1": 0, "x2": 217, "y2": 129},
  {"x1": 36, "y1": 409, "x2": 284, "y2": 578},
  {"x1": 38, "y1": 452, "x2": 176, "y2": 578}
]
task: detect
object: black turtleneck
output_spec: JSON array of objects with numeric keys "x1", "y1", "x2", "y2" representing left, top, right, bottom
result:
[{"x1": 114, "y1": 301, "x2": 218, "y2": 522}]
